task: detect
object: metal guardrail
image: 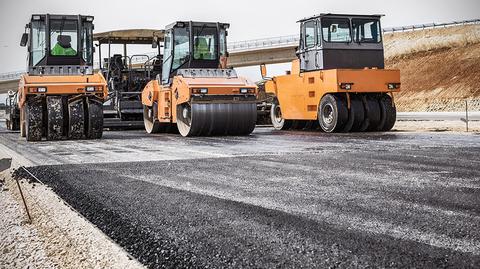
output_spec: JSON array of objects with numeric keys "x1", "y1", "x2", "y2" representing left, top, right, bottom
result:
[
  {"x1": 228, "y1": 35, "x2": 299, "y2": 52},
  {"x1": 1, "y1": 19, "x2": 479, "y2": 82},
  {"x1": 0, "y1": 71, "x2": 25, "y2": 81},
  {"x1": 383, "y1": 19, "x2": 480, "y2": 33}
]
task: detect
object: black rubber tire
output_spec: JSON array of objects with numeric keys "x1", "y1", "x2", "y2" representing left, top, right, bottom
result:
[
  {"x1": 25, "y1": 99, "x2": 43, "y2": 141},
  {"x1": 378, "y1": 95, "x2": 397, "y2": 131},
  {"x1": 364, "y1": 96, "x2": 381, "y2": 132},
  {"x1": 270, "y1": 99, "x2": 293, "y2": 130},
  {"x1": 68, "y1": 99, "x2": 85, "y2": 139},
  {"x1": 12, "y1": 120, "x2": 20, "y2": 131},
  {"x1": 86, "y1": 98, "x2": 104, "y2": 139},
  {"x1": 9, "y1": 115, "x2": 20, "y2": 131},
  {"x1": 342, "y1": 96, "x2": 365, "y2": 132},
  {"x1": 46, "y1": 96, "x2": 64, "y2": 140},
  {"x1": 143, "y1": 105, "x2": 162, "y2": 134},
  {"x1": 358, "y1": 96, "x2": 369, "y2": 132},
  {"x1": 318, "y1": 94, "x2": 348, "y2": 133}
]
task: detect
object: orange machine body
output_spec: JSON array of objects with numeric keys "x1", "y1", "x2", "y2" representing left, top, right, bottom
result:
[
  {"x1": 18, "y1": 73, "x2": 107, "y2": 108},
  {"x1": 265, "y1": 60, "x2": 401, "y2": 120},
  {"x1": 142, "y1": 75, "x2": 257, "y2": 124}
]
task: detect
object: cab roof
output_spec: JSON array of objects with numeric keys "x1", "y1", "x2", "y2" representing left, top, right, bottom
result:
[
  {"x1": 30, "y1": 14, "x2": 93, "y2": 21},
  {"x1": 93, "y1": 29, "x2": 164, "y2": 44},
  {"x1": 164, "y1": 21, "x2": 230, "y2": 30},
  {"x1": 298, "y1": 13, "x2": 384, "y2": 23}
]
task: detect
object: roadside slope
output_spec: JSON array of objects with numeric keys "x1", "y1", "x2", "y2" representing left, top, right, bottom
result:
[{"x1": 384, "y1": 24, "x2": 480, "y2": 112}]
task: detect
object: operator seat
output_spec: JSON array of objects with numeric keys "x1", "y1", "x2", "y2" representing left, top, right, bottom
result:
[{"x1": 194, "y1": 37, "x2": 212, "y2": 60}]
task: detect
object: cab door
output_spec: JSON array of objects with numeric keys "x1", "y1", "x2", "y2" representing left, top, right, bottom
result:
[{"x1": 298, "y1": 20, "x2": 318, "y2": 72}]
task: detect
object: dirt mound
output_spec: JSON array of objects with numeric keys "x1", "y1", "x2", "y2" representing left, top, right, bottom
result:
[{"x1": 384, "y1": 25, "x2": 480, "y2": 112}]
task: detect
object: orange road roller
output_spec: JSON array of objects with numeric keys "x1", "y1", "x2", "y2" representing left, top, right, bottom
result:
[
  {"x1": 262, "y1": 13, "x2": 400, "y2": 132},
  {"x1": 142, "y1": 21, "x2": 258, "y2": 137},
  {"x1": 17, "y1": 14, "x2": 107, "y2": 141}
]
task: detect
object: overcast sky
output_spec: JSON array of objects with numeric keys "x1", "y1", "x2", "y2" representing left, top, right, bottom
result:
[{"x1": 0, "y1": 0, "x2": 479, "y2": 79}]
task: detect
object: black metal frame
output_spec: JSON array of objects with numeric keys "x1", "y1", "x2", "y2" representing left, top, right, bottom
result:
[
  {"x1": 297, "y1": 13, "x2": 385, "y2": 72},
  {"x1": 25, "y1": 14, "x2": 95, "y2": 74},
  {"x1": 96, "y1": 32, "x2": 163, "y2": 119},
  {"x1": 162, "y1": 21, "x2": 230, "y2": 85}
]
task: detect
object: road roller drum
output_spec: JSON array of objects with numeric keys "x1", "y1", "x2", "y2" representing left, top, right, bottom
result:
[{"x1": 176, "y1": 103, "x2": 257, "y2": 137}]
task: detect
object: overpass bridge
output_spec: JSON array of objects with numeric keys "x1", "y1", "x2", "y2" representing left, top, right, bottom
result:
[{"x1": 0, "y1": 35, "x2": 299, "y2": 94}]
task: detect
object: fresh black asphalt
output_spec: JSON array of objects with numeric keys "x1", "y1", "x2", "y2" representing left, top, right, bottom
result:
[{"x1": 11, "y1": 129, "x2": 480, "y2": 268}]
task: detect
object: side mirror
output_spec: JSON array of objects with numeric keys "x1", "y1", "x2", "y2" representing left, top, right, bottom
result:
[
  {"x1": 152, "y1": 36, "x2": 158, "y2": 49},
  {"x1": 20, "y1": 33, "x2": 28, "y2": 47},
  {"x1": 260, "y1": 64, "x2": 267, "y2": 79}
]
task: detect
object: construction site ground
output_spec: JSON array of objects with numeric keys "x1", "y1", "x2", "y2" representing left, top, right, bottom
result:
[
  {"x1": 1, "y1": 24, "x2": 480, "y2": 269},
  {"x1": 1, "y1": 122, "x2": 479, "y2": 268},
  {"x1": 384, "y1": 24, "x2": 480, "y2": 112}
]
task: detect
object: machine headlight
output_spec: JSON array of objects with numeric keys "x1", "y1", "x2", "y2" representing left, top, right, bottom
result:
[
  {"x1": 240, "y1": 88, "x2": 255, "y2": 94},
  {"x1": 340, "y1": 83, "x2": 353, "y2": 90},
  {"x1": 192, "y1": 88, "x2": 208, "y2": 94},
  {"x1": 86, "y1": 86, "x2": 96, "y2": 92},
  {"x1": 37, "y1": 87, "x2": 47, "y2": 93},
  {"x1": 86, "y1": 16, "x2": 94, "y2": 22},
  {"x1": 388, "y1": 83, "x2": 401, "y2": 90}
]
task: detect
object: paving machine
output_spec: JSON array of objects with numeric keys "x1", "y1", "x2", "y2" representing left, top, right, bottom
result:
[
  {"x1": 94, "y1": 30, "x2": 164, "y2": 128},
  {"x1": 262, "y1": 14, "x2": 400, "y2": 132},
  {"x1": 18, "y1": 14, "x2": 107, "y2": 141},
  {"x1": 142, "y1": 21, "x2": 257, "y2": 136}
]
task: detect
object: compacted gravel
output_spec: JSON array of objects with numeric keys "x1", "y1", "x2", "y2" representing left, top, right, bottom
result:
[{"x1": 12, "y1": 129, "x2": 480, "y2": 268}]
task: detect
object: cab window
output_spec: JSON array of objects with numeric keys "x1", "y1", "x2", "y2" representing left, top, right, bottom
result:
[
  {"x1": 81, "y1": 22, "x2": 93, "y2": 64},
  {"x1": 352, "y1": 19, "x2": 382, "y2": 43},
  {"x1": 193, "y1": 26, "x2": 217, "y2": 60},
  {"x1": 304, "y1": 21, "x2": 316, "y2": 48},
  {"x1": 31, "y1": 20, "x2": 46, "y2": 65},
  {"x1": 50, "y1": 20, "x2": 78, "y2": 56},
  {"x1": 321, "y1": 18, "x2": 351, "y2": 43},
  {"x1": 161, "y1": 30, "x2": 173, "y2": 84},
  {"x1": 219, "y1": 29, "x2": 227, "y2": 57},
  {"x1": 172, "y1": 27, "x2": 190, "y2": 69}
]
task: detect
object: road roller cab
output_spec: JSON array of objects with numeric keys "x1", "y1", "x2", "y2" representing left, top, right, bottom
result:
[
  {"x1": 18, "y1": 14, "x2": 107, "y2": 141},
  {"x1": 263, "y1": 14, "x2": 400, "y2": 133},
  {"x1": 142, "y1": 21, "x2": 258, "y2": 137}
]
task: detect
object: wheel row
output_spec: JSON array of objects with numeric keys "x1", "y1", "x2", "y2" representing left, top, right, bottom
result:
[
  {"x1": 271, "y1": 93, "x2": 396, "y2": 133},
  {"x1": 22, "y1": 96, "x2": 104, "y2": 141}
]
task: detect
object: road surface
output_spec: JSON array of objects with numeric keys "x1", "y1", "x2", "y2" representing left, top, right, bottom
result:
[{"x1": 3, "y1": 128, "x2": 480, "y2": 268}]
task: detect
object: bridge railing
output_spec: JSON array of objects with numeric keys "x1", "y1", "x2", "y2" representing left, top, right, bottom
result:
[
  {"x1": 228, "y1": 35, "x2": 299, "y2": 52},
  {"x1": 0, "y1": 70, "x2": 25, "y2": 82},
  {"x1": 383, "y1": 19, "x2": 480, "y2": 33}
]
